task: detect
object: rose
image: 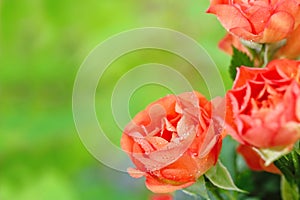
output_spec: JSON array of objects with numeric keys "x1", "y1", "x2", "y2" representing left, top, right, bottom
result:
[
  {"x1": 207, "y1": 0, "x2": 300, "y2": 43},
  {"x1": 121, "y1": 92, "x2": 224, "y2": 193},
  {"x1": 226, "y1": 59, "x2": 300, "y2": 173},
  {"x1": 121, "y1": 91, "x2": 223, "y2": 193},
  {"x1": 226, "y1": 59, "x2": 300, "y2": 151},
  {"x1": 237, "y1": 145, "x2": 280, "y2": 174}
]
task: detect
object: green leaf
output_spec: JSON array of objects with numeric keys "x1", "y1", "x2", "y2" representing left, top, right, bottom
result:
[
  {"x1": 229, "y1": 46, "x2": 254, "y2": 80},
  {"x1": 182, "y1": 176, "x2": 210, "y2": 200},
  {"x1": 205, "y1": 160, "x2": 245, "y2": 193},
  {"x1": 253, "y1": 147, "x2": 290, "y2": 166},
  {"x1": 281, "y1": 176, "x2": 299, "y2": 200}
]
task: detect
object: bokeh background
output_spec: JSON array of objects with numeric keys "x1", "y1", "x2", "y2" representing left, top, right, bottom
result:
[{"x1": 0, "y1": 0, "x2": 280, "y2": 199}]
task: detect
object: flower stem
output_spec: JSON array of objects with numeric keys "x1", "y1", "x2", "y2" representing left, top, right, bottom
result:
[
  {"x1": 292, "y1": 151, "x2": 300, "y2": 192},
  {"x1": 275, "y1": 148, "x2": 300, "y2": 197},
  {"x1": 263, "y1": 44, "x2": 269, "y2": 67},
  {"x1": 274, "y1": 156, "x2": 295, "y2": 184}
]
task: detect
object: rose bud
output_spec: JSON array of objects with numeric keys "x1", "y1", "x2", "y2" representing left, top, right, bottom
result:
[
  {"x1": 121, "y1": 91, "x2": 223, "y2": 193},
  {"x1": 207, "y1": 0, "x2": 300, "y2": 43}
]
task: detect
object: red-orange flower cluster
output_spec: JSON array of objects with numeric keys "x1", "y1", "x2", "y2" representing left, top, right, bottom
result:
[
  {"x1": 121, "y1": 2, "x2": 300, "y2": 194},
  {"x1": 121, "y1": 92, "x2": 223, "y2": 193}
]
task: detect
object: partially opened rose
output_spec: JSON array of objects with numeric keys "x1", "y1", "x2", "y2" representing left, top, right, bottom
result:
[
  {"x1": 226, "y1": 59, "x2": 300, "y2": 150},
  {"x1": 208, "y1": 0, "x2": 300, "y2": 43},
  {"x1": 121, "y1": 91, "x2": 223, "y2": 193}
]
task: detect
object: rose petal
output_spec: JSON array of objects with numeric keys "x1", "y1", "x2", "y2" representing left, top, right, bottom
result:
[
  {"x1": 296, "y1": 95, "x2": 300, "y2": 121},
  {"x1": 207, "y1": 5, "x2": 252, "y2": 33},
  {"x1": 261, "y1": 11, "x2": 295, "y2": 43},
  {"x1": 145, "y1": 175, "x2": 194, "y2": 193},
  {"x1": 234, "y1": 67, "x2": 266, "y2": 89},
  {"x1": 276, "y1": 25, "x2": 300, "y2": 59},
  {"x1": 160, "y1": 154, "x2": 197, "y2": 182},
  {"x1": 242, "y1": 123, "x2": 278, "y2": 148},
  {"x1": 132, "y1": 125, "x2": 196, "y2": 171},
  {"x1": 120, "y1": 134, "x2": 135, "y2": 154},
  {"x1": 198, "y1": 121, "x2": 220, "y2": 158},
  {"x1": 146, "y1": 136, "x2": 169, "y2": 150},
  {"x1": 245, "y1": 4, "x2": 272, "y2": 34},
  {"x1": 266, "y1": 59, "x2": 300, "y2": 80},
  {"x1": 127, "y1": 167, "x2": 145, "y2": 178},
  {"x1": 275, "y1": 0, "x2": 300, "y2": 20},
  {"x1": 274, "y1": 122, "x2": 300, "y2": 147}
]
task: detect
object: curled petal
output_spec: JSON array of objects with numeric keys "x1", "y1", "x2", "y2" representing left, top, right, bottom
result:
[
  {"x1": 234, "y1": 67, "x2": 266, "y2": 89},
  {"x1": 261, "y1": 11, "x2": 295, "y2": 43}
]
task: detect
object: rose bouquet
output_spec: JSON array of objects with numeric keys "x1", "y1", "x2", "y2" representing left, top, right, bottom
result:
[{"x1": 121, "y1": 0, "x2": 300, "y2": 199}]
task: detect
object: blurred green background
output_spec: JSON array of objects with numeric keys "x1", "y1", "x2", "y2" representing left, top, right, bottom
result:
[{"x1": 0, "y1": 0, "x2": 242, "y2": 199}]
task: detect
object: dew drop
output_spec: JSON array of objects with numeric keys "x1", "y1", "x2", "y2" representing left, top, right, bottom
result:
[{"x1": 191, "y1": 152, "x2": 198, "y2": 158}]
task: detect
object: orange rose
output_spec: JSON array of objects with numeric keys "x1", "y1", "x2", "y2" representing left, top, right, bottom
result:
[
  {"x1": 226, "y1": 59, "x2": 300, "y2": 150},
  {"x1": 237, "y1": 145, "x2": 280, "y2": 174},
  {"x1": 207, "y1": 0, "x2": 300, "y2": 43},
  {"x1": 121, "y1": 92, "x2": 223, "y2": 193}
]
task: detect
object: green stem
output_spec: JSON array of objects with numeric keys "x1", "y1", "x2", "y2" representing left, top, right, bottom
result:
[
  {"x1": 262, "y1": 40, "x2": 287, "y2": 68},
  {"x1": 292, "y1": 151, "x2": 300, "y2": 194},
  {"x1": 274, "y1": 157, "x2": 295, "y2": 184},
  {"x1": 292, "y1": 152, "x2": 299, "y2": 178},
  {"x1": 275, "y1": 149, "x2": 300, "y2": 196},
  {"x1": 263, "y1": 44, "x2": 269, "y2": 67}
]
